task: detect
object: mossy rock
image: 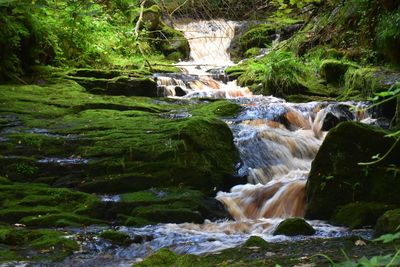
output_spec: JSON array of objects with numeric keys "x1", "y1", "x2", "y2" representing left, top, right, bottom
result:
[
  {"x1": 156, "y1": 23, "x2": 190, "y2": 61},
  {"x1": 68, "y1": 76, "x2": 158, "y2": 97},
  {"x1": 0, "y1": 82, "x2": 241, "y2": 196},
  {"x1": 319, "y1": 59, "x2": 358, "y2": 85},
  {"x1": 135, "y1": 248, "x2": 178, "y2": 267},
  {"x1": 141, "y1": 5, "x2": 162, "y2": 31},
  {"x1": 98, "y1": 230, "x2": 132, "y2": 246},
  {"x1": 244, "y1": 47, "x2": 262, "y2": 58},
  {"x1": 343, "y1": 67, "x2": 400, "y2": 99},
  {"x1": 0, "y1": 182, "x2": 101, "y2": 226},
  {"x1": 375, "y1": 209, "x2": 400, "y2": 236},
  {"x1": 0, "y1": 226, "x2": 79, "y2": 262},
  {"x1": 243, "y1": 236, "x2": 268, "y2": 248},
  {"x1": 230, "y1": 23, "x2": 276, "y2": 60},
  {"x1": 305, "y1": 122, "x2": 400, "y2": 220},
  {"x1": 273, "y1": 218, "x2": 315, "y2": 236},
  {"x1": 331, "y1": 202, "x2": 393, "y2": 229},
  {"x1": 131, "y1": 205, "x2": 203, "y2": 224}
]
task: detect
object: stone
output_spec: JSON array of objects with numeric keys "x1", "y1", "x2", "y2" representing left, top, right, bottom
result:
[
  {"x1": 375, "y1": 209, "x2": 400, "y2": 236},
  {"x1": 273, "y1": 218, "x2": 315, "y2": 236},
  {"x1": 305, "y1": 122, "x2": 400, "y2": 220}
]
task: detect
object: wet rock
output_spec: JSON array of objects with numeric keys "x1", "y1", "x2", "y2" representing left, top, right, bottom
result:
[
  {"x1": 305, "y1": 122, "x2": 400, "y2": 220},
  {"x1": 319, "y1": 104, "x2": 355, "y2": 131},
  {"x1": 0, "y1": 226, "x2": 79, "y2": 262},
  {"x1": 331, "y1": 202, "x2": 393, "y2": 229},
  {"x1": 174, "y1": 86, "x2": 186, "y2": 96},
  {"x1": 273, "y1": 218, "x2": 315, "y2": 236},
  {"x1": 71, "y1": 76, "x2": 158, "y2": 97},
  {"x1": 132, "y1": 234, "x2": 154, "y2": 244},
  {"x1": 98, "y1": 230, "x2": 133, "y2": 246},
  {"x1": 375, "y1": 209, "x2": 400, "y2": 236}
]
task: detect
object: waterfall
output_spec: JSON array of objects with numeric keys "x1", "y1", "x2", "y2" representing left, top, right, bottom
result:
[
  {"x1": 155, "y1": 20, "x2": 252, "y2": 98},
  {"x1": 155, "y1": 20, "x2": 371, "y2": 227}
]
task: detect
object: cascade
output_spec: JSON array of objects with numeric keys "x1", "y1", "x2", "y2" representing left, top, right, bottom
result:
[
  {"x1": 155, "y1": 20, "x2": 252, "y2": 98},
  {"x1": 155, "y1": 20, "x2": 372, "y2": 226}
]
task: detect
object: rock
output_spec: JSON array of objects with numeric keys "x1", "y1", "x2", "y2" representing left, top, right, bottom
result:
[
  {"x1": 98, "y1": 230, "x2": 133, "y2": 246},
  {"x1": 330, "y1": 202, "x2": 393, "y2": 229},
  {"x1": 0, "y1": 226, "x2": 79, "y2": 261},
  {"x1": 305, "y1": 122, "x2": 400, "y2": 220},
  {"x1": 375, "y1": 209, "x2": 400, "y2": 236},
  {"x1": 243, "y1": 236, "x2": 268, "y2": 248},
  {"x1": 318, "y1": 104, "x2": 355, "y2": 131},
  {"x1": 156, "y1": 23, "x2": 190, "y2": 61},
  {"x1": 141, "y1": 5, "x2": 162, "y2": 31},
  {"x1": 344, "y1": 67, "x2": 399, "y2": 121},
  {"x1": 273, "y1": 218, "x2": 315, "y2": 236},
  {"x1": 229, "y1": 23, "x2": 276, "y2": 61},
  {"x1": 135, "y1": 248, "x2": 178, "y2": 267},
  {"x1": 70, "y1": 76, "x2": 158, "y2": 97},
  {"x1": 319, "y1": 59, "x2": 357, "y2": 85}
]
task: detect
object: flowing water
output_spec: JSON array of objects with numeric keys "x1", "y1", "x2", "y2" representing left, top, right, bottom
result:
[{"x1": 22, "y1": 20, "x2": 377, "y2": 267}]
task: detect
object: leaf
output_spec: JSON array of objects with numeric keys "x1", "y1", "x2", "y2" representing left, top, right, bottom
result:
[{"x1": 373, "y1": 232, "x2": 400, "y2": 243}]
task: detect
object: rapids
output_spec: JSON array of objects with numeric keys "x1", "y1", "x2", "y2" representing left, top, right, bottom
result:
[{"x1": 30, "y1": 20, "x2": 377, "y2": 267}]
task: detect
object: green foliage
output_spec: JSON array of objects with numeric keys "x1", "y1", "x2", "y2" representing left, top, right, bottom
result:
[
  {"x1": 329, "y1": 251, "x2": 400, "y2": 267},
  {"x1": 376, "y1": 10, "x2": 400, "y2": 64},
  {"x1": 271, "y1": 0, "x2": 321, "y2": 17},
  {"x1": 0, "y1": 0, "x2": 181, "y2": 82}
]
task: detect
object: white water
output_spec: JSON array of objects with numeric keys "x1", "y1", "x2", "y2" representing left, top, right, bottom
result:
[{"x1": 156, "y1": 20, "x2": 252, "y2": 98}]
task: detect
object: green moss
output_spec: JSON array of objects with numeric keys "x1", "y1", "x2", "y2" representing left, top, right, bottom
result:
[
  {"x1": 375, "y1": 209, "x2": 400, "y2": 236},
  {"x1": 233, "y1": 50, "x2": 337, "y2": 99},
  {"x1": 230, "y1": 24, "x2": 277, "y2": 60},
  {"x1": 131, "y1": 205, "x2": 203, "y2": 224},
  {"x1": 136, "y1": 248, "x2": 178, "y2": 267},
  {"x1": 98, "y1": 230, "x2": 132, "y2": 246},
  {"x1": 156, "y1": 23, "x2": 190, "y2": 61},
  {"x1": 243, "y1": 236, "x2": 268, "y2": 249},
  {"x1": 273, "y1": 218, "x2": 315, "y2": 236},
  {"x1": 0, "y1": 81, "x2": 239, "y2": 195},
  {"x1": 343, "y1": 67, "x2": 400, "y2": 99},
  {"x1": 319, "y1": 59, "x2": 358, "y2": 85},
  {"x1": 123, "y1": 216, "x2": 152, "y2": 227},
  {"x1": 244, "y1": 47, "x2": 262, "y2": 58},
  {"x1": 191, "y1": 100, "x2": 241, "y2": 117},
  {"x1": 0, "y1": 182, "x2": 101, "y2": 226},
  {"x1": 331, "y1": 202, "x2": 393, "y2": 229},
  {"x1": 305, "y1": 122, "x2": 400, "y2": 220},
  {"x1": 0, "y1": 226, "x2": 79, "y2": 262}
]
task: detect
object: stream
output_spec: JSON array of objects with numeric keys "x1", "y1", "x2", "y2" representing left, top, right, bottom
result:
[{"x1": 10, "y1": 20, "x2": 380, "y2": 267}]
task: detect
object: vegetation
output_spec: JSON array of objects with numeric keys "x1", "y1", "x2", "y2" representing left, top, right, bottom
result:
[{"x1": 0, "y1": 0, "x2": 400, "y2": 265}]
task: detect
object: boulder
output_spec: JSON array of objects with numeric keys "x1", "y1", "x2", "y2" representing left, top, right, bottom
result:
[
  {"x1": 305, "y1": 122, "x2": 400, "y2": 220},
  {"x1": 98, "y1": 230, "x2": 133, "y2": 246},
  {"x1": 330, "y1": 202, "x2": 393, "y2": 229},
  {"x1": 375, "y1": 209, "x2": 400, "y2": 236},
  {"x1": 156, "y1": 23, "x2": 190, "y2": 61},
  {"x1": 273, "y1": 218, "x2": 315, "y2": 236},
  {"x1": 318, "y1": 104, "x2": 355, "y2": 131},
  {"x1": 319, "y1": 59, "x2": 357, "y2": 85}
]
